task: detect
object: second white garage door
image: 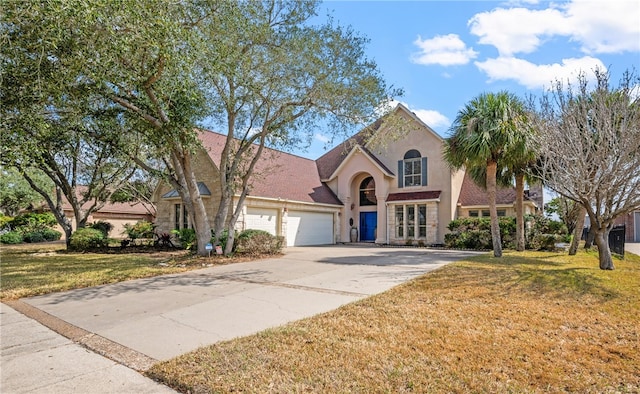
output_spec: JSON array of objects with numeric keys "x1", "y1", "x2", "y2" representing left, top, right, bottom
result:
[
  {"x1": 245, "y1": 208, "x2": 278, "y2": 235},
  {"x1": 286, "y1": 210, "x2": 333, "y2": 246}
]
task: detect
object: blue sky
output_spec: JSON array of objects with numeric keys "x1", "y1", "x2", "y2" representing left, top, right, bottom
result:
[{"x1": 297, "y1": 0, "x2": 640, "y2": 159}]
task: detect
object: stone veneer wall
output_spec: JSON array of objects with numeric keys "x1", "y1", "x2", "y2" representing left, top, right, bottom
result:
[
  {"x1": 386, "y1": 201, "x2": 439, "y2": 245},
  {"x1": 153, "y1": 148, "x2": 222, "y2": 235}
]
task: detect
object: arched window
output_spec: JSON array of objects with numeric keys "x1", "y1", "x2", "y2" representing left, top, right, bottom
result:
[
  {"x1": 359, "y1": 176, "x2": 377, "y2": 206},
  {"x1": 397, "y1": 150, "x2": 427, "y2": 188}
]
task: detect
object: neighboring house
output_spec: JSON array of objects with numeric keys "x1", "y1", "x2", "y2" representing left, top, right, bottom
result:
[
  {"x1": 456, "y1": 172, "x2": 543, "y2": 219},
  {"x1": 616, "y1": 210, "x2": 640, "y2": 242},
  {"x1": 53, "y1": 190, "x2": 155, "y2": 239},
  {"x1": 152, "y1": 104, "x2": 541, "y2": 246}
]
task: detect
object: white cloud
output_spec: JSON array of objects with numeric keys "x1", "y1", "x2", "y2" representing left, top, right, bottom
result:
[
  {"x1": 389, "y1": 100, "x2": 451, "y2": 129},
  {"x1": 468, "y1": 1, "x2": 640, "y2": 56},
  {"x1": 314, "y1": 133, "x2": 330, "y2": 144},
  {"x1": 474, "y1": 56, "x2": 607, "y2": 90},
  {"x1": 564, "y1": 1, "x2": 640, "y2": 54},
  {"x1": 411, "y1": 34, "x2": 478, "y2": 66},
  {"x1": 412, "y1": 109, "x2": 451, "y2": 129},
  {"x1": 469, "y1": 7, "x2": 568, "y2": 56}
]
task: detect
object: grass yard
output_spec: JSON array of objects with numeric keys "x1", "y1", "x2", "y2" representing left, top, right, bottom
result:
[
  {"x1": 0, "y1": 242, "x2": 248, "y2": 300},
  {"x1": 148, "y1": 249, "x2": 640, "y2": 393}
]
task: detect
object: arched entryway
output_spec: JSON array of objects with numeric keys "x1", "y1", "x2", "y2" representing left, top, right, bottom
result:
[{"x1": 358, "y1": 176, "x2": 377, "y2": 241}]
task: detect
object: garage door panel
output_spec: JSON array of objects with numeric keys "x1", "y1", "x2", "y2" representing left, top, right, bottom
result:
[
  {"x1": 287, "y1": 211, "x2": 333, "y2": 246},
  {"x1": 245, "y1": 208, "x2": 278, "y2": 235}
]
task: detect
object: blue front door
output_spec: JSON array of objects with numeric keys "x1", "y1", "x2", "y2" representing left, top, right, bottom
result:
[{"x1": 360, "y1": 212, "x2": 377, "y2": 242}]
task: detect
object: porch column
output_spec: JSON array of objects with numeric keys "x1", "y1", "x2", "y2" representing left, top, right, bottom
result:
[{"x1": 375, "y1": 194, "x2": 386, "y2": 244}]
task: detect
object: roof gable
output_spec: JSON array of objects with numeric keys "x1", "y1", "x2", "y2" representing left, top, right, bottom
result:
[
  {"x1": 323, "y1": 144, "x2": 394, "y2": 181},
  {"x1": 316, "y1": 104, "x2": 442, "y2": 181}
]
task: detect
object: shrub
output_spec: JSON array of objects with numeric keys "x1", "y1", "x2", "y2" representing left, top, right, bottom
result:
[
  {"x1": 529, "y1": 234, "x2": 562, "y2": 251},
  {"x1": 90, "y1": 220, "x2": 114, "y2": 238},
  {"x1": 23, "y1": 231, "x2": 45, "y2": 243},
  {"x1": 445, "y1": 217, "x2": 514, "y2": 250},
  {"x1": 11, "y1": 212, "x2": 57, "y2": 231},
  {"x1": 41, "y1": 228, "x2": 62, "y2": 241},
  {"x1": 0, "y1": 231, "x2": 23, "y2": 244},
  {"x1": 123, "y1": 220, "x2": 154, "y2": 241},
  {"x1": 0, "y1": 214, "x2": 13, "y2": 230},
  {"x1": 235, "y1": 229, "x2": 283, "y2": 255},
  {"x1": 525, "y1": 214, "x2": 568, "y2": 250},
  {"x1": 69, "y1": 228, "x2": 107, "y2": 251},
  {"x1": 211, "y1": 229, "x2": 237, "y2": 253},
  {"x1": 172, "y1": 228, "x2": 197, "y2": 250}
]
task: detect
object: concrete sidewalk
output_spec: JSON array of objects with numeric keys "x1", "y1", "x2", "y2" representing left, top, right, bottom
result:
[
  {"x1": 1, "y1": 303, "x2": 176, "y2": 394},
  {"x1": 2, "y1": 245, "x2": 481, "y2": 393},
  {"x1": 626, "y1": 242, "x2": 640, "y2": 256}
]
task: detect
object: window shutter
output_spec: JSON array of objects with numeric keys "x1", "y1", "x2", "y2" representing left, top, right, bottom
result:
[
  {"x1": 421, "y1": 157, "x2": 428, "y2": 186},
  {"x1": 397, "y1": 160, "x2": 403, "y2": 188}
]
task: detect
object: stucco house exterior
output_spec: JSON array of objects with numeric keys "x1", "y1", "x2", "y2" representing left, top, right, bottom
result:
[{"x1": 152, "y1": 104, "x2": 542, "y2": 246}]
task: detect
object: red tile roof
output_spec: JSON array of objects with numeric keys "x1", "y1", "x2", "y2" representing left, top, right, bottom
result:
[
  {"x1": 199, "y1": 131, "x2": 342, "y2": 206},
  {"x1": 386, "y1": 191, "x2": 441, "y2": 202}
]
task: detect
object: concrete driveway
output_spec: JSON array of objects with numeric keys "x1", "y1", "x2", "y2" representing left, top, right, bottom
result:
[
  {"x1": 15, "y1": 246, "x2": 481, "y2": 364},
  {"x1": 626, "y1": 242, "x2": 640, "y2": 256}
]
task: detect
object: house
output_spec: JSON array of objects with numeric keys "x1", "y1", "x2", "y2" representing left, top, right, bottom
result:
[
  {"x1": 456, "y1": 172, "x2": 543, "y2": 219},
  {"x1": 152, "y1": 132, "x2": 343, "y2": 246},
  {"x1": 617, "y1": 210, "x2": 640, "y2": 242},
  {"x1": 51, "y1": 187, "x2": 155, "y2": 239},
  {"x1": 152, "y1": 104, "x2": 541, "y2": 246}
]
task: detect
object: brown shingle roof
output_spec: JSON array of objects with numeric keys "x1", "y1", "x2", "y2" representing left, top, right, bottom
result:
[
  {"x1": 315, "y1": 118, "x2": 386, "y2": 180},
  {"x1": 386, "y1": 191, "x2": 441, "y2": 202},
  {"x1": 59, "y1": 186, "x2": 155, "y2": 216},
  {"x1": 457, "y1": 172, "x2": 517, "y2": 206},
  {"x1": 199, "y1": 131, "x2": 342, "y2": 206}
]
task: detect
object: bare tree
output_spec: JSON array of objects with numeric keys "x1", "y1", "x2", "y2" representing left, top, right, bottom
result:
[{"x1": 533, "y1": 68, "x2": 640, "y2": 269}]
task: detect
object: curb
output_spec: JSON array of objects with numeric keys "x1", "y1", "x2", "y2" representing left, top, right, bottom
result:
[{"x1": 3, "y1": 299, "x2": 158, "y2": 372}]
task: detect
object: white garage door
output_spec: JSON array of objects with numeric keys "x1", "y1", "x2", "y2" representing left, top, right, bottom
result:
[
  {"x1": 245, "y1": 208, "x2": 278, "y2": 235},
  {"x1": 286, "y1": 210, "x2": 333, "y2": 246}
]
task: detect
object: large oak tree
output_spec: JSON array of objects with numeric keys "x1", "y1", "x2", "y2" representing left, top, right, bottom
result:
[{"x1": 2, "y1": 0, "x2": 399, "y2": 255}]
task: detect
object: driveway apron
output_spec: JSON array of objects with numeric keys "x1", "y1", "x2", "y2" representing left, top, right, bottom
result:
[{"x1": 19, "y1": 246, "x2": 481, "y2": 362}]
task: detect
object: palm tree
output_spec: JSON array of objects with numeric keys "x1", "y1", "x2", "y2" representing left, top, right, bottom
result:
[{"x1": 444, "y1": 91, "x2": 529, "y2": 257}]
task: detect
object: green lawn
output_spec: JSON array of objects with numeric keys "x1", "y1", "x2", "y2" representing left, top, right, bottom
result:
[{"x1": 148, "y1": 249, "x2": 640, "y2": 393}]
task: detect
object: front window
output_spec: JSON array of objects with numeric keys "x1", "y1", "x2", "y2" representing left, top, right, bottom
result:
[
  {"x1": 175, "y1": 204, "x2": 190, "y2": 230},
  {"x1": 418, "y1": 205, "x2": 427, "y2": 237},
  {"x1": 395, "y1": 204, "x2": 430, "y2": 240},
  {"x1": 359, "y1": 177, "x2": 377, "y2": 206},
  {"x1": 469, "y1": 210, "x2": 479, "y2": 217},
  {"x1": 403, "y1": 150, "x2": 421, "y2": 187},
  {"x1": 407, "y1": 205, "x2": 415, "y2": 237},
  {"x1": 395, "y1": 206, "x2": 404, "y2": 238}
]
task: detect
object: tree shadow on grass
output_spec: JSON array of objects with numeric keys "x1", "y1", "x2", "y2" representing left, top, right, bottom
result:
[{"x1": 439, "y1": 253, "x2": 621, "y2": 301}]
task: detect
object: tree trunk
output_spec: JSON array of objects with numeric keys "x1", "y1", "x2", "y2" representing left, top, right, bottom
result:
[
  {"x1": 568, "y1": 205, "x2": 587, "y2": 255},
  {"x1": 593, "y1": 226, "x2": 614, "y2": 270},
  {"x1": 515, "y1": 174, "x2": 525, "y2": 251},
  {"x1": 584, "y1": 225, "x2": 596, "y2": 249},
  {"x1": 486, "y1": 161, "x2": 502, "y2": 257}
]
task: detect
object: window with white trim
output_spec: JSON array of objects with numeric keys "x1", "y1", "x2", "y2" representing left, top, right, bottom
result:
[
  {"x1": 398, "y1": 150, "x2": 427, "y2": 188},
  {"x1": 395, "y1": 204, "x2": 428, "y2": 239}
]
